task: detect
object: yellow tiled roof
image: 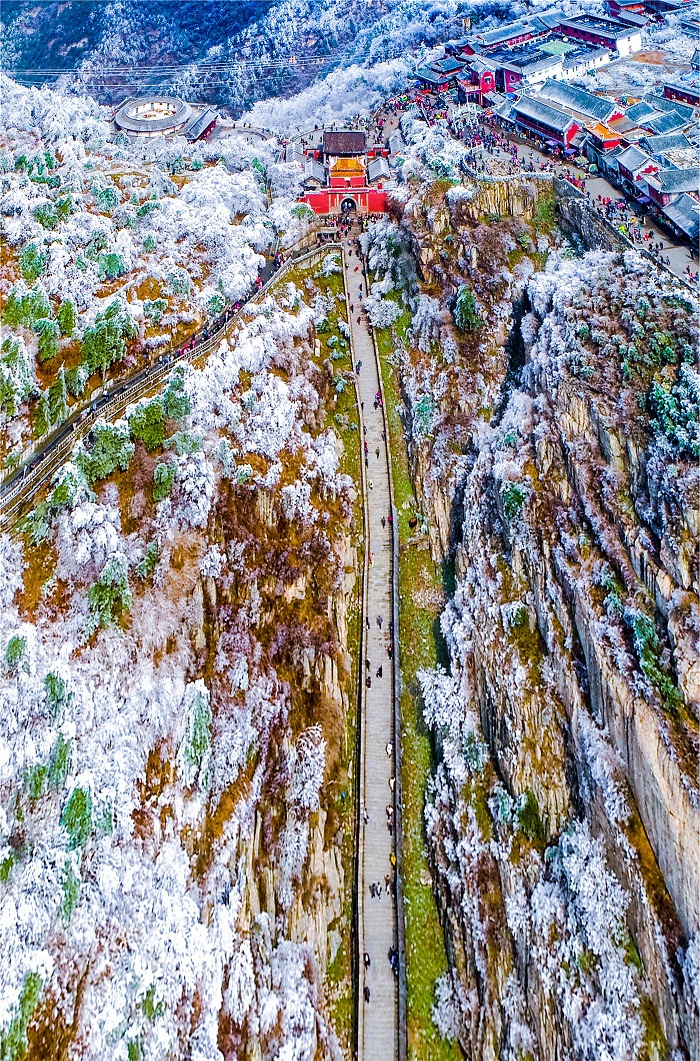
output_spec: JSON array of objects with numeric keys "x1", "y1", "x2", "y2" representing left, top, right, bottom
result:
[{"x1": 330, "y1": 157, "x2": 366, "y2": 174}]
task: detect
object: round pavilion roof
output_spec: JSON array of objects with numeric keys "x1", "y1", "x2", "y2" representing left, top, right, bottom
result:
[{"x1": 114, "y1": 97, "x2": 193, "y2": 135}]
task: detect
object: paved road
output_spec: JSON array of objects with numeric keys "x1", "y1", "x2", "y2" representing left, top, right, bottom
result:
[
  {"x1": 470, "y1": 137, "x2": 697, "y2": 281},
  {"x1": 345, "y1": 240, "x2": 398, "y2": 1061}
]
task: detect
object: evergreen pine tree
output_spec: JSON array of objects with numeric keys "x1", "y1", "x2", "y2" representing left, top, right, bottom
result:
[
  {"x1": 48, "y1": 366, "x2": 68, "y2": 426},
  {"x1": 34, "y1": 390, "x2": 52, "y2": 437},
  {"x1": 454, "y1": 285, "x2": 480, "y2": 331},
  {"x1": 57, "y1": 300, "x2": 77, "y2": 338}
]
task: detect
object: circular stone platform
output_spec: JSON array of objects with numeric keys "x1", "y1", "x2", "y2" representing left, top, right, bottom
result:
[{"x1": 114, "y1": 96, "x2": 193, "y2": 137}]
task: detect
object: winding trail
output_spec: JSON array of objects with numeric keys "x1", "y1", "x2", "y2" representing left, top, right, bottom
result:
[{"x1": 344, "y1": 238, "x2": 399, "y2": 1061}]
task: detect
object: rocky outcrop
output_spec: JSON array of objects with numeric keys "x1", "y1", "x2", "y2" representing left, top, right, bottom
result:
[{"x1": 378, "y1": 178, "x2": 699, "y2": 1059}]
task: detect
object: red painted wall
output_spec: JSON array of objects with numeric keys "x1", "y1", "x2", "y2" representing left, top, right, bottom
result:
[
  {"x1": 329, "y1": 174, "x2": 366, "y2": 187},
  {"x1": 302, "y1": 188, "x2": 388, "y2": 215},
  {"x1": 664, "y1": 83, "x2": 700, "y2": 105}
]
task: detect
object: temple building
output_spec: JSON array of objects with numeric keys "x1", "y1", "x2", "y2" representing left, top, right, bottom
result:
[{"x1": 296, "y1": 129, "x2": 391, "y2": 215}]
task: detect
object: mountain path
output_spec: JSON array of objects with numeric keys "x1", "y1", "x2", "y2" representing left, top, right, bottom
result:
[{"x1": 344, "y1": 238, "x2": 398, "y2": 1061}]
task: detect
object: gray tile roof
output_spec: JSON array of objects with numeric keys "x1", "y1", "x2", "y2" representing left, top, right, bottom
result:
[
  {"x1": 561, "y1": 46, "x2": 611, "y2": 68},
  {"x1": 662, "y1": 192, "x2": 700, "y2": 239},
  {"x1": 303, "y1": 158, "x2": 326, "y2": 185},
  {"x1": 184, "y1": 106, "x2": 218, "y2": 142},
  {"x1": 513, "y1": 95, "x2": 575, "y2": 134},
  {"x1": 625, "y1": 100, "x2": 658, "y2": 122},
  {"x1": 642, "y1": 92, "x2": 694, "y2": 119},
  {"x1": 430, "y1": 57, "x2": 465, "y2": 74},
  {"x1": 285, "y1": 143, "x2": 306, "y2": 164},
  {"x1": 415, "y1": 66, "x2": 449, "y2": 86},
  {"x1": 323, "y1": 130, "x2": 366, "y2": 155},
  {"x1": 646, "y1": 166, "x2": 700, "y2": 193},
  {"x1": 367, "y1": 157, "x2": 390, "y2": 182},
  {"x1": 639, "y1": 132, "x2": 692, "y2": 158},
  {"x1": 616, "y1": 144, "x2": 654, "y2": 173},
  {"x1": 479, "y1": 19, "x2": 540, "y2": 45},
  {"x1": 388, "y1": 133, "x2": 405, "y2": 156},
  {"x1": 534, "y1": 9, "x2": 567, "y2": 28},
  {"x1": 661, "y1": 79, "x2": 700, "y2": 102},
  {"x1": 537, "y1": 79, "x2": 616, "y2": 122},
  {"x1": 615, "y1": 11, "x2": 648, "y2": 26},
  {"x1": 646, "y1": 111, "x2": 688, "y2": 135},
  {"x1": 559, "y1": 14, "x2": 638, "y2": 36}
]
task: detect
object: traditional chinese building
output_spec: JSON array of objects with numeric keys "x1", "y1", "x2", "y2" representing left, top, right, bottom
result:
[{"x1": 298, "y1": 131, "x2": 390, "y2": 215}]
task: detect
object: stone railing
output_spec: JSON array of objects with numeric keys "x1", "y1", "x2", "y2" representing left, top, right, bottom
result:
[{"x1": 553, "y1": 177, "x2": 696, "y2": 294}]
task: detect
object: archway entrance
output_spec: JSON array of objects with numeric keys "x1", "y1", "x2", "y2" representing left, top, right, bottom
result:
[{"x1": 341, "y1": 197, "x2": 357, "y2": 214}]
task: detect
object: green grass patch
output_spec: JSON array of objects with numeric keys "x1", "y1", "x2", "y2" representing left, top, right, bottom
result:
[{"x1": 376, "y1": 321, "x2": 461, "y2": 1061}]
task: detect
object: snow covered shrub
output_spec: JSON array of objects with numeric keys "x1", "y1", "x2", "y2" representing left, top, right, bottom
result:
[
  {"x1": 3, "y1": 283, "x2": 50, "y2": 330},
  {"x1": 34, "y1": 316, "x2": 60, "y2": 362},
  {"x1": 34, "y1": 368, "x2": 68, "y2": 436},
  {"x1": 410, "y1": 295, "x2": 441, "y2": 353},
  {"x1": 129, "y1": 397, "x2": 167, "y2": 453},
  {"x1": 364, "y1": 295, "x2": 401, "y2": 329},
  {"x1": 0, "y1": 972, "x2": 43, "y2": 1060},
  {"x1": 175, "y1": 450, "x2": 215, "y2": 528},
  {"x1": 19, "y1": 243, "x2": 47, "y2": 283},
  {"x1": 276, "y1": 811, "x2": 310, "y2": 912},
  {"x1": 85, "y1": 553, "x2": 132, "y2": 634},
  {"x1": 321, "y1": 253, "x2": 341, "y2": 277},
  {"x1": 432, "y1": 972, "x2": 459, "y2": 1041},
  {"x1": 80, "y1": 300, "x2": 137, "y2": 380},
  {"x1": 500, "y1": 481, "x2": 527, "y2": 522},
  {"x1": 163, "y1": 366, "x2": 191, "y2": 420},
  {"x1": 49, "y1": 464, "x2": 92, "y2": 515},
  {"x1": 61, "y1": 785, "x2": 93, "y2": 848},
  {"x1": 624, "y1": 608, "x2": 682, "y2": 713},
  {"x1": 361, "y1": 220, "x2": 417, "y2": 297},
  {"x1": 682, "y1": 935, "x2": 700, "y2": 1007},
  {"x1": 288, "y1": 726, "x2": 326, "y2": 811},
  {"x1": 152, "y1": 461, "x2": 176, "y2": 502},
  {"x1": 0, "y1": 336, "x2": 36, "y2": 418},
  {"x1": 649, "y1": 363, "x2": 699, "y2": 459},
  {"x1": 4, "y1": 634, "x2": 26, "y2": 671},
  {"x1": 136, "y1": 540, "x2": 159, "y2": 580},
  {"x1": 514, "y1": 790, "x2": 544, "y2": 843},
  {"x1": 412, "y1": 393, "x2": 436, "y2": 439},
  {"x1": 56, "y1": 299, "x2": 76, "y2": 337},
  {"x1": 76, "y1": 422, "x2": 134, "y2": 483}
]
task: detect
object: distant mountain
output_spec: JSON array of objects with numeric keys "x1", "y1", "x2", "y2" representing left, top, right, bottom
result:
[{"x1": 0, "y1": 0, "x2": 478, "y2": 114}]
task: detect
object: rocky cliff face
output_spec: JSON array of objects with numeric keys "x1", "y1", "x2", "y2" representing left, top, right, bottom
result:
[{"x1": 372, "y1": 177, "x2": 699, "y2": 1059}]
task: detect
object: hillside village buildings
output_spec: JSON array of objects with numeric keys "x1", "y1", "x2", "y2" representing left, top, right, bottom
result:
[{"x1": 410, "y1": 4, "x2": 699, "y2": 243}]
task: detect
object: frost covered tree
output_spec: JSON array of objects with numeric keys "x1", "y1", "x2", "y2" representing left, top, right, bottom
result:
[{"x1": 454, "y1": 285, "x2": 479, "y2": 331}]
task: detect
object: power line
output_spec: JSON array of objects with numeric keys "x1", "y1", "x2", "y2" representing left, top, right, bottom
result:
[
  {"x1": 3, "y1": 48, "x2": 377, "y2": 83},
  {"x1": 6, "y1": 56, "x2": 354, "y2": 74}
]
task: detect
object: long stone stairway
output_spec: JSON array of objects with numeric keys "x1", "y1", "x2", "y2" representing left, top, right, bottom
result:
[{"x1": 344, "y1": 237, "x2": 399, "y2": 1061}]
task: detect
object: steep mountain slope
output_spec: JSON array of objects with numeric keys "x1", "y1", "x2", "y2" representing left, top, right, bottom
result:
[
  {"x1": 0, "y1": 0, "x2": 471, "y2": 112},
  {"x1": 0, "y1": 79, "x2": 364, "y2": 1061},
  {"x1": 363, "y1": 133, "x2": 699, "y2": 1058}
]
